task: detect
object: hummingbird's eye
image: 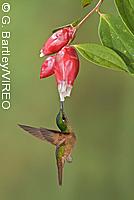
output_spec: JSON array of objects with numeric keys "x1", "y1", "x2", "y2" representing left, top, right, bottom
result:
[{"x1": 62, "y1": 115, "x2": 65, "y2": 121}]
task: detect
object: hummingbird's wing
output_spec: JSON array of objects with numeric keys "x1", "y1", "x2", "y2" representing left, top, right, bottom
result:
[{"x1": 18, "y1": 124, "x2": 69, "y2": 145}]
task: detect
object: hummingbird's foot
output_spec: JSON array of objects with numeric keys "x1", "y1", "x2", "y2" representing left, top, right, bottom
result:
[{"x1": 66, "y1": 155, "x2": 73, "y2": 163}]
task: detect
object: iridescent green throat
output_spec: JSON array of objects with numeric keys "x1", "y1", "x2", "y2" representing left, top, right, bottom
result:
[{"x1": 56, "y1": 110, "x2": 68, "y2": 132}]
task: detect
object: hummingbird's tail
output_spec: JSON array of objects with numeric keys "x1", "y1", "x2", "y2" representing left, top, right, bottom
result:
[{"x1": 57, "y1": 158, "x2": 64, "y2": 186}]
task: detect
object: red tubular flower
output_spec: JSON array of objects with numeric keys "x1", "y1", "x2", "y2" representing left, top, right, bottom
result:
[
  {"x1": 40, "y1": 27, "x2": 76, "y2": 57},
  {"x1": 54, "y1": 46, "x2": 79, "y2": 101},
  {"x1": 40, "y1": 56, "x2": 55, "y2": 79}
]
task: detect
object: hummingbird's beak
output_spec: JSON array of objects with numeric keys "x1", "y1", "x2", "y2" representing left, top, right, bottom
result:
[
  {"x1": 60, "y1": 101, "x2": 64, "y2": 114},
  {"x1": 60, "y1": 101, "x2": 68, "y2": 123},
  {"x1": 60, "y1": 101, "x2": 66, "y2": 121}
]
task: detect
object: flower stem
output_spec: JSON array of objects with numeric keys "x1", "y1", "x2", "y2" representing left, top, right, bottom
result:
[{"x1": 76, "y1": 0, "x2": 104, "y2": 30}]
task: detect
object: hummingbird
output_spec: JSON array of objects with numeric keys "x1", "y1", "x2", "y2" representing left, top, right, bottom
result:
[{"x1": 18, "y1": 103, "x2": 76, "y2": 186}]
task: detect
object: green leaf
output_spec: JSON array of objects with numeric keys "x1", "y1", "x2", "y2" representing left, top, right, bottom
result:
[
  {"x1": 74, "y1": 43, "x2": 128, "y2": 72},
  {"x1": 52, "y1": 19, "x2": 81, "y2": 33},
  {"x1": 82, "y1": 0, "x2": 93, "y2": 8},
  {"x1": 98, "y1": 13, "x2": 134, "y2": 73},
  {"x1": 71, "y1": 18, "x2": 81, "y2": 27},
  {"x1": 52, "y1": 24, "x2": 71, "y2": 33},
  {"x1": 115, "y1": 0, "x2": 134, "y2": 35}
]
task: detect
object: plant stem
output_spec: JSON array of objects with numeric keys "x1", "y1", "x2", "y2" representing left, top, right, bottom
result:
[{"x1": 76, "y1": 0, "x2": 104, "y2": 30}]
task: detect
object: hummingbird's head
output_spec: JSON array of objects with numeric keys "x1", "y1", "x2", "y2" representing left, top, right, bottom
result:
[{"x1": 56, "y1": 109, "x2": 68, "y2": 132}]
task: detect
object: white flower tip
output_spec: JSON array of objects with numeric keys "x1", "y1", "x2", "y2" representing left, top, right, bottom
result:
[
  {"x1": 58, "y1": 82, "x2": 72, "y2": 101},
  {"x1": 40, "y1": 50, "x2": 45, "y2": 57},
  {"x1": 60, "y1": 94, "x2": 65, "y2": 102},
  {"x1": 66, "y1": 86, "x2": 72, "y2": 97}
]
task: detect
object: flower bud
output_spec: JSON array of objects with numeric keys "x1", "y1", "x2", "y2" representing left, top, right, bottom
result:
[
  {"x1": 40, "y1": 56, "x2": 55, "y2": 79},
  {"x1": 40, "y1": 27, "x2": 76, "y2": 57},
  {"x1": 54, "y1": 46, "x2": 79, "y2": 101}
]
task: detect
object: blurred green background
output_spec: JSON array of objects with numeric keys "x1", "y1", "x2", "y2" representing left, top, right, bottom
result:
[{"x1": 0, "y1": 0, "x2": 134, "y2": 199}]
